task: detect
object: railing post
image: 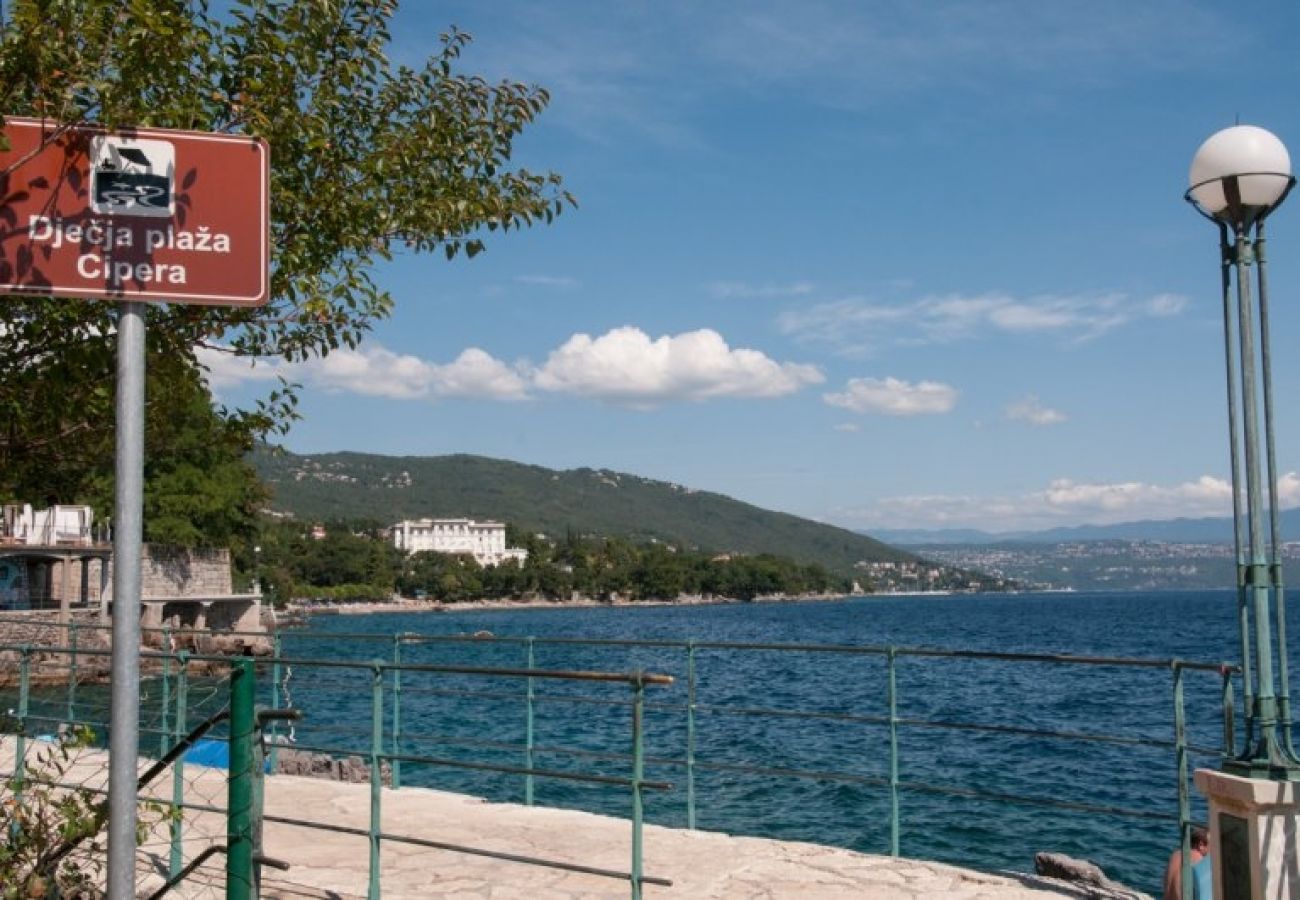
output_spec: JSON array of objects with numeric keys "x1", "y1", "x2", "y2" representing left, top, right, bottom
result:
[
  {"x1": 390, "y1": 634, "x2": 402, "y2": 790},
  {"x1": 252, "y1": 719, "x2": 268, "y2": 898},
  {"x1": 271, "y1": 631, "x2": 284, "y2": 774},
  {"x1": 525, "y1": 637, "x2": 535, "y2": 805},
  {"x1": 65, "y1": 621, "x2": 78, "y2": 723},
  {"x1": 887, "y1": 647, "x2": 900, "y2": 858},
  {"x1": 15, "y1": 646, "x2": 30, "y2": 798},
  {"x1": 160, "y1": 628, "x2": 172, "y2": 757},
  {"x1": 1173, "y1": 661, "x2": 1192, "y2": 900},
  {"x1": 227, "y1": 657, "x2": 257, "y2": 900},
  {"x1": 631, "y1": 674, "x2": 646, "y2": 900},
  {"x1": 686, "y1": 640, "x2": 697, "y2": 830},
  {"x1": 1222, "y1": 664, "x2": 1237, "y2": 758},
  {"x1": 369, "y1": 660, "x2": 385, "y2": 900},
  {"x1": 170, "y1": 651, "x2": 190, "y2": 879}
]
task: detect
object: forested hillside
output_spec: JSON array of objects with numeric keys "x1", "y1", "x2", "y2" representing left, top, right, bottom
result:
[{"x1": 253, "y1": 447, "x2": 912, "y2": 575}]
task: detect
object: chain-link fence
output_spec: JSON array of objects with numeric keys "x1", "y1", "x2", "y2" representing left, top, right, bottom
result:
[{"x1": 0, "y1": 635, "x2": 240, "y2": 897}]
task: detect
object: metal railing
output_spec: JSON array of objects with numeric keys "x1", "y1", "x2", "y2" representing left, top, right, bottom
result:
[
  {"x1": 0, "y1": 616, "x2": 1240, "y2": 892},
  {"x1": 272, "y1": 626, "x2": 1236, "y2": 890},
  {"x1": 0, "y1": 637, "x2": 675, "y2": 898}
]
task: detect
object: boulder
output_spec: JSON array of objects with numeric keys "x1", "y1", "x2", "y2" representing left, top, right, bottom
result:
[{"x1": 1033, "y1": 852, "x2": 1149, "y2": 899}]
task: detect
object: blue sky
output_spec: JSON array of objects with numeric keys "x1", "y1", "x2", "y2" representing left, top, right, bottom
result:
[{"x1": 207, "y1": 1, "x2": 1300, "y2": 534}]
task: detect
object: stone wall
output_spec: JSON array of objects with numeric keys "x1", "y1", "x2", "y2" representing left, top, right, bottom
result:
[
  {"x1": 0, "y1": 610, "x2": 112, "y2": 682},
  {"x1": 145, "y1": 597, "x2": 264, "y2": 640},
  {"x1": 104, "y1": 545, "x2": 234, "y2": 600}
]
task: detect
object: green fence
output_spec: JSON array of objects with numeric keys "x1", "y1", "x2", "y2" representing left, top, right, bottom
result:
[
  {"x1": 1, "y1": 618, "x2": 1242, "y2": 895},
  {"x1": 270, "y1": 627, "x2": 1237, "y2": 896},
  {"x1": 0, "y1": 635, "x2": 673, "y2": 898}
]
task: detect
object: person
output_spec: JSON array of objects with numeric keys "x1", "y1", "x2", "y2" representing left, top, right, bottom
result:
[{"x1": 1163, "y1": 825, "x2": 1213, "y2": 900}]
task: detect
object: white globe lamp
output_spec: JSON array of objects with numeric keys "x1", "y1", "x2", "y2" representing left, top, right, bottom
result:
[{"x1": 1187, "y1": 125, "x2": 1293, "y2": 225}]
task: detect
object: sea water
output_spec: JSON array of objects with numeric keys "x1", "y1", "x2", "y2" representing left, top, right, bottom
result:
[{"x1": 270, "y1": 590, "x2": 1294, "y2": 893}]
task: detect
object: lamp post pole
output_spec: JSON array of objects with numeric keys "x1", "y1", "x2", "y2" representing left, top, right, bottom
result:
[
  {"x1": 1188, "y1": 122, "x2": 1300, "y2": 900},
  {"x1": 1187, "y1": 124, "x2": 1299, "y2": 779}
]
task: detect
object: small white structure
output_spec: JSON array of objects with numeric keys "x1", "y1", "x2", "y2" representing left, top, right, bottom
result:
[
  {"x1": 2, "y1": 504, "x2": 96, "y2": 546},
  {"x1": 390, "y1": 518, "x2": 528, "y2": 567}
]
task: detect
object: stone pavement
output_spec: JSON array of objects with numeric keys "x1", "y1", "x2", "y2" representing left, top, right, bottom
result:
[{"x1": 131, "y1": 767, "x2": 1129, "y2": 899}]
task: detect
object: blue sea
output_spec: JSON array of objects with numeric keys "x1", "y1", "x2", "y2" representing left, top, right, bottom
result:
[{"x1": 270, "y1": 589, "x2": 1289, "y2": 895}]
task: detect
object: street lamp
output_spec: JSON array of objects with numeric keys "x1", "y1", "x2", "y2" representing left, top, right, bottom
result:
[{"x1": 1187, "y1": 124, "x2": 1299, "y2": 780}]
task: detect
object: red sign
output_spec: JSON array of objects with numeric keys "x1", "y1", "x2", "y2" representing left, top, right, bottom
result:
[{"x1": 0, "y1": 117, "x2": 269, "y2": 306}]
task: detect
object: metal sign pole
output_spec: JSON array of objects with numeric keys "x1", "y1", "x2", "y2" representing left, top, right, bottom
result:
[
  {"x1": 0, "y1": 119, "x2": 268, "y2": 896},
  {"x1": 107, "y1": 299, "x2": 145, "y2": 898}
]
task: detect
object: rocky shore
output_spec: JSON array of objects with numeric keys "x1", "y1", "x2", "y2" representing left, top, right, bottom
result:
[{"x1": 281, "y1": 590, "x2": 855, "y2": 619}]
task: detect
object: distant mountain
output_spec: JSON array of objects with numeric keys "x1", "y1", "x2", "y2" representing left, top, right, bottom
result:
[
  {"x1": 868, "y1": 527, "x2": 1010, "y2": 546},
  {"x1": 253, "y1": 447, "x2": 913, "y2": 574},
  {"x1": 871, "y1": 508, "x2": 1300, "y2": 547}
]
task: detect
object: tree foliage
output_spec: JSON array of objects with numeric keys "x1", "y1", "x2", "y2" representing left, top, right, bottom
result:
[
  {"x1": 395, "y1": 536, "x2": 849, "y2": 604},
  {"x1": 251, "y1": 518, "x2": 403, "y2": 602},
  {"x1": 0, "y1": 1, "x2": 571, "y2": 521},
  {"x1": 0, "y1": 341, "x2": 266, "y2": 548},
  {"x1": 252, "y1": 515, "x2": 854, "y2": 605}
]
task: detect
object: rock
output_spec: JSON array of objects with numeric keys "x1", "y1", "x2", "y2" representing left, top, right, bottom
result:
[
  {"x1": 273, "y1": 748, "x2": 391, "y2": 785},
  {"x1": 193, "y1": 632, "x2": 274, "y2": 658},
  {"x1": 1033, "y1": 852, "x2": 1149, "y2": 899},
  {"x1": 337, "y1": 756, "x2": 369, "y2": 782},
  {"x1": 210, "y1": 634, "x2": 241, "y2": 655}
]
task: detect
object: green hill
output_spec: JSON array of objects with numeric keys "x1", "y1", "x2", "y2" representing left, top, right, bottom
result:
[{"x1": 252, "y1": 447, "x2": 913, "y2": 574}]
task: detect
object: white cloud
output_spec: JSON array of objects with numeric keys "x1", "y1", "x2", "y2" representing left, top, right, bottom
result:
[
  {"x1": 534, "y1": 326, "x2": 823, "y2": 405},
  {"x1": 428, "y1": 349, "x2": 532, "y2": 400},
  {"x1": 309, "y1": 346, "x2": 437, "y2": 399},
  {"x1": 1147, "y1": 293, "x2": 1188, "y2": 317},
  {"x1": 515, "y1": 275, "x2": 579, "y2": 289},
  {"x1": 196, "y1": 347, "x2": 287, "y2": 389},
  {"x1": 833, "y1": 422, "x2": 861, "y2": 433},
  {"x1": 834, "y1": 473, "x2": 1300, "y2": 531},
  {"x1": 198, "y1": 344, "x2": 527, "y2": 401},
  {"x1": 779, "y1": 291, "x2": 1189, "y2": 354},
  {"x1": 1005, "y1": 395, "x2": 1067, "y2": 426},
  {"x1": 199, "y1": 328, "x2": 820, "y2": 408},
  {"x1": 708, "y1": 281, "x2": 816, "y2": 300},
  {"x1": 824, "y1": 377, "x2": 957, "y2": 416},
  {"x1": 1041, "y1": 476, "x2": 1236, "y2": 515}
]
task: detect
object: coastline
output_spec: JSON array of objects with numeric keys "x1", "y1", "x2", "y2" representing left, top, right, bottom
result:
[{"x1": 279, "y1": 591, "x2": 863, "y2": 618}]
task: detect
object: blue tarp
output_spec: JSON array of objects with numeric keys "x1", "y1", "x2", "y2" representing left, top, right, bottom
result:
[
  {"x1": 182, "y1": 737, "x2": 275, "y2": 771},
  {"x1": 183, "y1": 738, "x2": 230, "y2": 769}
]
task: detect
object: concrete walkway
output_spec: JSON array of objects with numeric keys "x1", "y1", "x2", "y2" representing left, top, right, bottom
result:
[{"x1": 130, "y1": 768, "x2": 1127, "y2": 899}]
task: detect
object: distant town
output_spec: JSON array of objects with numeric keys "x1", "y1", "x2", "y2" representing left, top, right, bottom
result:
[
  {"x1": 855, "y1": 559, "x2": 1009, "y2": 594},
  {"x1": 909, "y1": 539, "x2": 1300, "y2": 592}
]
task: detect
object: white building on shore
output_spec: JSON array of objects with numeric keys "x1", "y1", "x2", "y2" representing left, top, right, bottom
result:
[{"x1": 389, "y1": 518, "x2": 528, "y2": 567}]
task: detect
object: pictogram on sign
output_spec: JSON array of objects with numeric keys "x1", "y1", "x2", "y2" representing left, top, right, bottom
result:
[{"x1": 90, "y1": 136, "x2": 176, "y2": 218}]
